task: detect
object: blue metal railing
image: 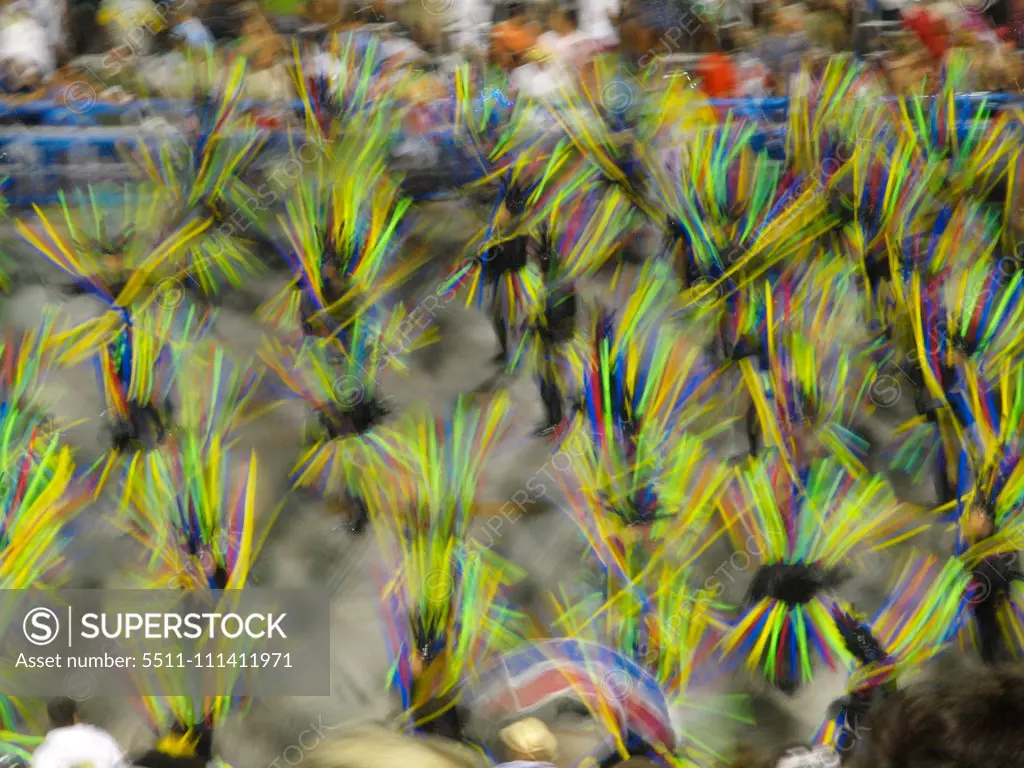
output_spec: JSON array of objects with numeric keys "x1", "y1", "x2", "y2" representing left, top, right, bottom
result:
[
  {"x1": 0, "y1": 92, "x2": 1014, "y2": 207},
  {"x1": 0, "y1": 92, "x2": 1016, "y2": 126}
]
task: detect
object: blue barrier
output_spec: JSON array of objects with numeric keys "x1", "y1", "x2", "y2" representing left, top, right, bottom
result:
[
  {"x1": 0, "y1": 92, "x2": 1015, "y2": 127},
  {"x1": 0, "y1": 93, "x2": 1012, "y2": 207}
]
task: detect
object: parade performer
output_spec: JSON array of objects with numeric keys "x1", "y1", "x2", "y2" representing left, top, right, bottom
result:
[
  {"x1": 18, "y1": 200, "x2": 213, "y2": 490},
  {"x1": 824, "y1": 136, "x2": 943, "y2": 329},
  {"x1": 260, "y1": 306, "x2": 436, "y2": 534},
  {"x1": 895, "y1": 51, "x2": 1016, "y2": 215},
  {"x1": 888, "y1": 261, "x2": 1024, "y2": 504},
  {"x1": 131, "y1": 56, "x2": 269, "y2": 302},
  {"x1": 441, "y1": 64, "x2": 590, "y2": 370},
  {"x1": 133, "y1": 699, "x2": 242, "y2": 768},
  {"x1": 110, "y1": 351, "x2": 261, "y2": 588},
  {"x1": 509, "y1": 188, "x2": 633, "y2": 435},
  {"x1": 647, "y1": 122, "x2": 831, "y2": 294},
  {"x1": 118, "y1": 439, "x2": 260, "y2": 591},
  {"x1": 256, "y1": 161, "x2": 420, "y2": 345},
  {"x1": 785, "y1": 56, "x2": 890, "y2": 186},
  {"x1": 718, "y1": 456, "x2": 927, "y2": 692},
  {"x1": 375, "y1": 394, "x2": 524, "y2": 741},
  {"x1": 0, "y1": 317, "x2": 76, "y2": 466},
  {"x1": 551, "y1": 53, "x2": 715, "y2": 219},
  {"x1": 942, "y1": 361, "x2": 1024, "y2": 663},
  {"x1": 741, "y1": 267, "x2": 879, "y2": 479},
  {"x1": 0, "y1": 441, "x2": 88, "y2": 764},
  {"x1": 814, "y1": 554, "x2": 969, "y2": 759}
]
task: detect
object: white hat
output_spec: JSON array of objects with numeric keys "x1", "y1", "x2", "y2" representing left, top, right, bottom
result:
[{"x1": 499, "y1": 717, "x2": 558, "y2": 762}]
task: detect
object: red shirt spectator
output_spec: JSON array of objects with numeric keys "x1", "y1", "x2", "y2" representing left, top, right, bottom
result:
[
  {"x1": 904, "y1": 6, "x2": 950, "y2": 58},
  {"x1": 698, "y1": 51, "x2": 738, "y2": 98}
]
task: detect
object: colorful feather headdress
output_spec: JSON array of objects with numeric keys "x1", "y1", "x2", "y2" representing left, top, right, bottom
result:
[
  {"x1": 895, "y1": 50, "x2": 1010, "y2": 205},
  {"x1": 786, "y1": 56, "x2": 890, "y2": 179},
  {"x1": 118, "y1": 445, "x2": 260, "y2": 591},
  {"x1": 257, "y1": 172, "x2": 419, "y2": 336},
  {"x1": 175, "y1": 347, "x2": 263, "y2": 455},
  {"x1": 293, "y1": 33, "x2": 401, "y2": 142},
  {"x1": 0, "y1": 441, "x2": 84, "y2": 755},
  {"x1": 133, "y1": 56, "x2": 266, "y2": 213},
  {"x1": 373, "y1": 393, "x2": 516, "y2": 702},
  {"x1": 814, "y1": 553, "x2": 969, "y2": 752},
  {"x1": 717, "y1": 456, "x2": 927, "y2": 687},
  {"x1": 743, "y1": 283, "x2": 876, "y2": 479},
  {"x1": 537, "y1": 185, "x2": 635, "y2": 286},
  {"x1": 17, "y1": 191, "x2": 211, "y2": 309}
]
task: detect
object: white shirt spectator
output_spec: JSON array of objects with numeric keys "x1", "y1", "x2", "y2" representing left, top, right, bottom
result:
[
  {"x1": 510, "y1": 62, "x2": 561, "y2": 99},
  {"x1": 0, "y1": 4, "x2": 56, "y2": 86},
  {"x1": 172, "y1": 18, "x2": 215, "y2": 50},
  {"x1": 733, "y1": 51, "x2": 767, "y2": 97},
  {"x1": 31, "y1": 723, "x2": 126, "y2": 768},
  {"x1": 537, "y1": 29, "x2": 593, "y2": 67}
]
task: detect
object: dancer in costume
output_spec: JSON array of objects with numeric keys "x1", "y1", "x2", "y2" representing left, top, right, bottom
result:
[
  {"x1": 550, "y1": 52, "x2": 715, "y2": 220},
  {"x1": 814, "y1": 554, "x2": 968, "y2": 759},
  {"x1": 888, "y1": 260, "x2": 1024, "y2": 504},
  {"x1": 509, "y1": 188, "x2": 633, "y2": 436},
  {"x1": 895, "y1": 51, "x2": 1016, "y2": 217},
  {"x1": 375, "y1": 394, "x2": 524, "y2": 741},
  {"x1": 17, "y1": 194, "x2": 213, "y2": 475},
  {"x1": 942, "y1": 362, "x2": 1024, "y2": 663},
  {"x1": 132, "y1": 699, "x2": 242, "y2": 768},
  {"x1": 718, "y1": 262, "x2": 876, "y2": 477},
  {"x1": 256, "y1": 156, "x2": 420, "y2": 346},
  {"x1": 441, "y1": 67, "x2": 587, "y2": 371},
  {"x1": 0, "y1": 441, "x2": 88, "y2": 763},
  {"x1": 256, "y1": 37, "x2": 419, "y2": 343},
  {"x1": 260, "y1": 307, "x2": 436, "y2": 534},
  {"x1": 718, "y1": 456, "x2": 927, "y2": 693},
  {"x1": 131, "y1": 56, "x2": 269, "y2": 301},
  {"x1": 647, "y1": 122, "x2": 830, "y2": 294},
  {"x1": 118, "y1": 442, "x2": 260, "y2": 591}
]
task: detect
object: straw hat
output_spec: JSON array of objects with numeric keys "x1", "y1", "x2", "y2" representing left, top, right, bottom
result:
[{"x1": 499, "y1": 718, "x2": 558, "y2": 762}]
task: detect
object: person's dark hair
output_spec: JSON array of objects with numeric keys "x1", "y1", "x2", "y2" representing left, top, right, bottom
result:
[
  {"x1": 850, "y1": 664, "x2": 1024, "y2": 768},
  {"x1": 47, "y1": 697, "x2": 77, "y2": 728},
  {"x1": 717, "y1": 28, "x2": 737, "y2": 53},
  {"x1": 508, "y1": 2, "x2": 527, "y2": 18},
  {"x1": 561, "y1": 7, "x2": 579, "y2": 27}
]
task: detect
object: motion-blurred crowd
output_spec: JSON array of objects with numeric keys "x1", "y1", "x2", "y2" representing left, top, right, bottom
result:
[{"x1": 0, "y1": 0, "x2": 1020, "y2": 104}]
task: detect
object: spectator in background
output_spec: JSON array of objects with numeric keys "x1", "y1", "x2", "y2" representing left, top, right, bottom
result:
[
  {"x1": 756, "y1": 4, "x2": 811, "y2": 94},
  {"x1": 696, "y1": 26, "x2": 738, "y2": 98},
  {"x1": 538, "y1": 7, "x2": 593, "y2": 70},
  {"x1": 132, "y1": 721, "x2": 215, "y2": 768},
  {"x1": 805, "y1": 0, "x2": 848, "y2": 50},
  {"x1": 496, "y1": 718, "x2": 559, "y2": 768},
  {"x1": 903, "y1": 1, "x2": 951, "y2": 59},
  {"x1": 492, "y1": 2, "x2": 540, "y2": 69},
  {"x1": 0, "y1": 0, "x2": 56, "y2": 92},
  {"x1": 732, "y1": 25, "x2": 768, "y2": 96},
  {"x1": 30, "y1": 697, "x2": 125, "y2": 768},
  {"x1": 170, "y1": 4, "x2": 215, "y2": 51},
  {"x1": 851, "y1": 664, "x2": 1024, "y2": 768}
]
